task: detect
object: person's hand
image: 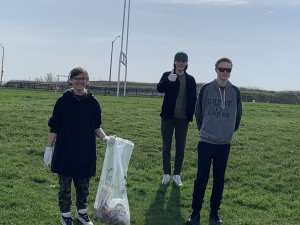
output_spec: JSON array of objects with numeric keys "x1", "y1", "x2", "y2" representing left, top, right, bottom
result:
[
  {"x1": 102, "y1": 135, "x2": 116, "y2": 145},
  {"x1": 44, "y1": 146, "x2": 53, "y2": 167},
  {"x1": 168, "y1": 70, "x2": 177, "y2": 82}
]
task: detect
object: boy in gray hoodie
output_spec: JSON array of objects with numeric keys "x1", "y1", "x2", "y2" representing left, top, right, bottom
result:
[{"x1": 186, "y1": 57, "x2": 242, "y2": 225}]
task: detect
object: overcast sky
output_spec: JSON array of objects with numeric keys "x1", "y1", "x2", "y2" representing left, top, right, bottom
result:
[{"x1": 1, "y1": 0, "x2": 300, "y2": 91}]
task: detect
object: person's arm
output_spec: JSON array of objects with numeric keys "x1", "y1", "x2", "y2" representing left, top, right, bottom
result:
[
  {"x1": 195, "y1": 84, "x2": 206, "y2": 130},
  {"x1": 47, "y1": 132, "x2": 57, "y2": 147},
  {"x1": 44, "y1": 98, "x2": 61, "y2": 167},
  {"x1": 157, "y1": 72, "x2": 173, "y2": 93},
  {"x1": 190, "y1": 76, "x2": 197, "y2": 121},
  {"x1": 234, "y1": 94, "x2": 242, "y2": 131},
  {"x1": 194, "y1": 94, "x2": 202, "y2": 130},
  {"x1": 95, "y1": 128, "x2": 107, "y2": 140},
  {"x1": 233, "y1": 86, "x2": 242, "y2": 131},
  {"x1": 95, "y1": 128, "x2": 116, "y2": 144},
  {"x1": 44, "y1": 132, "x2": 57, "y2": 167}
]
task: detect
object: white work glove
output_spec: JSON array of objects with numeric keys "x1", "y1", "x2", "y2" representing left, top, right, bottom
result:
[
  {"x1": 168, "y1": 71, "x2": 177, "y2": 82},
  {"x1": 44, "y1": 146, "x2": 53, "y2": 167},
  {"x1": 102, "y1": 135, "x2": 116, "y2": 145}
]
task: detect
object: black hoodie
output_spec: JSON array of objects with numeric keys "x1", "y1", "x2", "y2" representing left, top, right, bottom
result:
[{"x1": 48, "y1": 89, "x2": 101, "y2": 177}]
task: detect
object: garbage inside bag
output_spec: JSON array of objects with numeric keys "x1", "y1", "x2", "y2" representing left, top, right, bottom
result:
[{"x1": 94, "y1": 137, "x2": 134, "y2": 225}]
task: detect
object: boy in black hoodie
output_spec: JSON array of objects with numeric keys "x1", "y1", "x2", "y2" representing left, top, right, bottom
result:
[
  {"x1": 43, "y1": 67, "x2": 115, "y2": 225},
  {"x1": 187, "y1": 58, "x2": 242, "y2": 225}
]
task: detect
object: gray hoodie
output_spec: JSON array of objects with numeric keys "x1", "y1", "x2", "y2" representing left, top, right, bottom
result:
[{"x1": 195, "y1": 79, "x2": 242, "y2": 144}]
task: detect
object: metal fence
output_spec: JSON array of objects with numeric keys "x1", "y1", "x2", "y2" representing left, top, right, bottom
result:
[
  {"x1": 3, "y1": 81, "x2": 300, "y2": 104},
  {"x1": 3, "y1": 81, "x2": 164, "y2": 97}
]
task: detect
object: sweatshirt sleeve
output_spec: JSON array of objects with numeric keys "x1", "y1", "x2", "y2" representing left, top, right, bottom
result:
[
  {"x1": 195, "y1": 84, "x2": 206, "y2": 130},
  {"x1": 157, "y1": 72, "x2": 171, "y2": 93},
  {"x1": 234, "y1": 89, "x2": 242, "y2": 131},
  {"x1": 94, "y1": 100, "x2": 102, "y2": 129},
  {"x1": 48, "y1": 98, "x2": 63, "y2": 133}
]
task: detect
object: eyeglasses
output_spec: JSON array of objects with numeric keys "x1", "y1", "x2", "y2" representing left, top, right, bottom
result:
[
  {"x1": 218, "y1": 67, "x2": 232, "y2": 73},
  {"x1": 71, "y1": 77, "x2": 88, "y2": 81}
]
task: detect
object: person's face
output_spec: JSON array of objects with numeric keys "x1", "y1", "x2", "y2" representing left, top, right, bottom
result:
[
  {"x1": 215, "y1": 62, "x2": 232, "y2": 82},
  {"x1": 70, "y1": 73, "x2": 89, "y2": 91},
  {"x1": 174, "y1": 59, "x2": 188, "y2": 72}
]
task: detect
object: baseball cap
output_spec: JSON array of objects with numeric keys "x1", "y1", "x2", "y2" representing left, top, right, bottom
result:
[{"x1": 174, "y1": 52, "x2": 188, "y2": 61}]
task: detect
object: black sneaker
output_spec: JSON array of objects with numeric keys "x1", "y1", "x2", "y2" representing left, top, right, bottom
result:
[
  {"x1": 186, "y1": 214, "x2": 200, "y2": 225},
  {"x1": 61, "y1": 216, "x2": 73, "y2": 225},
  {"x1": 209, "y1": 211, "x2": 223, "y2": 225}
]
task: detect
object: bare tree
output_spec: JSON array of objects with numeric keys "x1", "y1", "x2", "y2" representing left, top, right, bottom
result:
[{"x1": 44, "y1": 73, "x2": 55, "y2": 82}]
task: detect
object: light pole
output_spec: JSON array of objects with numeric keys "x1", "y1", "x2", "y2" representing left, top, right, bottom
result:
[
  {"x1": 0, "y1": 44, "x2": 4, "y2": 86},
  {"x1": 108, "y1": 35, "x2": 120, "y2": 92},
  {"x1": 117, "y1": 0, "x2": 130, "y2": 97},
  {"x1": 123, "y1": 0, "x2": 131, "y2": 97}
]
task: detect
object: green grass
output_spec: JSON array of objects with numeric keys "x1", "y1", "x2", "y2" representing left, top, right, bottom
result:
[{"x1": 0, "y1": 88, "x2": 299, "y2": 225}]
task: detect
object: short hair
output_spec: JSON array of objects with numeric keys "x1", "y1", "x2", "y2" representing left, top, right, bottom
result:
[
  {"x1": 68, "y1": 67, "x2": 89, "y2": 79},
  {"x1": 215, "y1": 57, "x2": 233, "y2": 68}
]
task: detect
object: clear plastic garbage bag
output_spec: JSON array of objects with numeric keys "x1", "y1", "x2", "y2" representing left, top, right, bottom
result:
[{"x1": 94, "y1": 137, "x2": 134, "y2": 225}]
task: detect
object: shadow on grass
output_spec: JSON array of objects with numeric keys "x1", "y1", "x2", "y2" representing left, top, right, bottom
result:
[
  {"x1": 145, "y1": 183, "x2": 185, "y2": 225},
  {"x1": 73, "y1": 219, "x2": 82, "y2": 225}
]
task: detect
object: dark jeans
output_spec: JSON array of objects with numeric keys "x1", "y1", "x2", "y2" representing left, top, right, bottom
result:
[
  {"x1": 161, "y1": 117, "x2": 189, "y2": 175},
  {"x1": 58, "y1": 174, "x2": 90, "y2": 213},
  {"x1": 192, "y1": 141, "x2": 230, "y2": 212}
]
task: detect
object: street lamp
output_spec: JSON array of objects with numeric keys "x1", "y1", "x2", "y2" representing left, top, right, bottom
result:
[
  {"x1": 108, "y1": 35, "x2": 120, "y2": 92},
  {"x1": 117, "y1": 0, "x2": 130, "y2": 97},
  {"x1": 0, "y1": 44, "x2": 4, "y2": 86}
]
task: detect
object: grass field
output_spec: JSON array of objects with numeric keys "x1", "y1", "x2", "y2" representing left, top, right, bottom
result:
[{"x1": 0, "y1": 88, "x2": 299, "y2": 225}]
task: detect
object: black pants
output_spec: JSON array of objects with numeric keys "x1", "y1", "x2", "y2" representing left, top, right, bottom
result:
[
  {"x1": 191, "y1": 141, "x2": 231, "y2": 212},
  {"x1": 58, "y1": 174, "x2": 90, "y2": 213},
  {"x1": 161, "y1": 117, "x2": 189, "y2": 175}
]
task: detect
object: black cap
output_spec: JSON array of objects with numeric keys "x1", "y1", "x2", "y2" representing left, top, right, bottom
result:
[{"x1": 174, "y1": 52, "x2": 188, "y2": 61}]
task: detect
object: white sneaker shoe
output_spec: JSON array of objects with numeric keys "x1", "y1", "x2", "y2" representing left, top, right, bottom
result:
[
  {"x1": 173, "y1": 175, "x2": 183, "y2": 186},
  {"x1": 76, "y1": 212, "x2": 94, "y2": 225},
  {"x1": 61, "y1": 214, "x2": 73, "y2": 225},
  {"x1": 162, "y1": 174, "x2": 171, "y2": 185}
]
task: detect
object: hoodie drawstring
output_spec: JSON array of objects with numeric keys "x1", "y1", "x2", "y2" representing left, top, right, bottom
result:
[{"x1": 218, "y1": 87, "x2": 226, "y2": 110}]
